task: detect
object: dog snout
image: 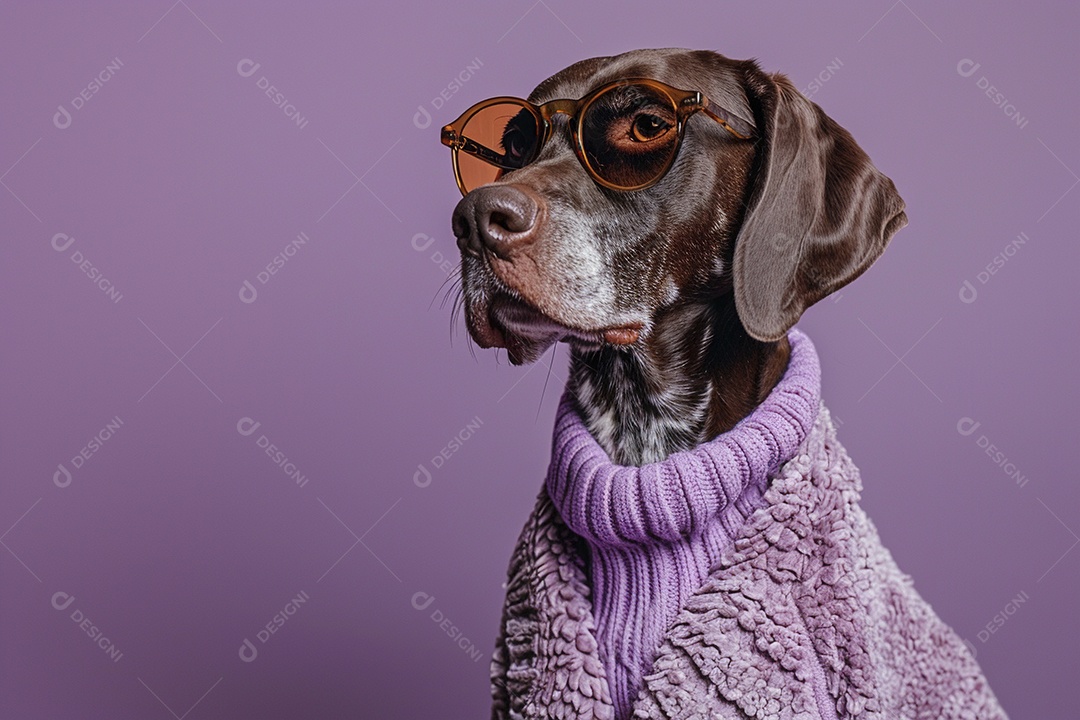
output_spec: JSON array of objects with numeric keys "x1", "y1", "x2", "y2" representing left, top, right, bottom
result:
[{"x1": 452, "y1": 185, "x2": 542, "y2": 259}]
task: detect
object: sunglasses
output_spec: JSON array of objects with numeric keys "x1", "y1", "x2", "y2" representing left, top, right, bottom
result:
[{"x1": 440, "y1": 77, "x2": 753, "y2": 196}]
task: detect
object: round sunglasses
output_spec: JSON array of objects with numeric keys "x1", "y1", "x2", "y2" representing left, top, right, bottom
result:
[{"x1": 440, "y1": 77, "x2": 754, "y2": 196}]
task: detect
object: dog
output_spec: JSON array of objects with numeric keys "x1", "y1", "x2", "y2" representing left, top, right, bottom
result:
[{"x1": 442, "y1": 49, "x2": 1007, "y2": 720}]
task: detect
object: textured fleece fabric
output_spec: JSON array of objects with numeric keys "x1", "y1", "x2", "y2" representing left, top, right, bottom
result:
[{"x1": 489, "y1": 328, "x2": 1008, "y2": 720}]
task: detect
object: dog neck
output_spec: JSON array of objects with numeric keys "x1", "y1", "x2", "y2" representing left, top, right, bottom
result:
[{"x1": 568, "y1": 299, "x2": 791, "y2": 466}]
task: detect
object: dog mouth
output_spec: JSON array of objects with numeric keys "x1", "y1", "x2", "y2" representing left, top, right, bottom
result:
[{"x1": 468, "y1": 292, "x2": 643, "y2": 365}]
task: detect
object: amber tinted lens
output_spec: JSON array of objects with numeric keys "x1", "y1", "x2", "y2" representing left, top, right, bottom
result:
[
  {"x1": 581, "y1": 84, "x2": 680, "y2": 189},
  {"x1": 457, "y1": 102, "x2": 539, "y2": 193}
]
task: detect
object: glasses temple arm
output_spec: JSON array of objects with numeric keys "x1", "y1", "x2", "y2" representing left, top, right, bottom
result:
[
  {"x1": 456, "y1": 137, "x2": 524, "y2": 170},
  {"x1": 702, "y1": 100, "x2": 755, "y2": 140}
]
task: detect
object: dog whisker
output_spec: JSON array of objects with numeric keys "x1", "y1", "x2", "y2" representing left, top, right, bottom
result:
[
  {"x1": 432, "y1": 265, "x2": 463, "y2": 311},
  {"x1": 535, "y1": 341, "x2": 559, "y2": 422},
  {"x1": 429, "y1": 271, "x2": 457, "y2": 311}
]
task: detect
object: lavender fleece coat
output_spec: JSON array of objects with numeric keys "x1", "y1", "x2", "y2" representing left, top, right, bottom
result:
[{"x1": 489, "y1": 329, "x2": 1007, "y2": 720}]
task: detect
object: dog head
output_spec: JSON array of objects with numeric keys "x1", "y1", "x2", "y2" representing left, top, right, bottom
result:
[{"x1": 450, "y1": 48, "x2": 906, "y2": 364}]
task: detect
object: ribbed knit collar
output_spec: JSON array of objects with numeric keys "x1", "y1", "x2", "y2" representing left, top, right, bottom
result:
[
  {"x1": 543, "y1": 327, "x2": 822, "y2": 716},
  {"x1": 546, "y1": 326, "x2": 822, "y2": 551}
]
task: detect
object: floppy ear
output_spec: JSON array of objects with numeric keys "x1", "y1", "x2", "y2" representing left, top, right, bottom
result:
[{"x1": 731, "y1": 63, "x2": 907, "y2": 342}]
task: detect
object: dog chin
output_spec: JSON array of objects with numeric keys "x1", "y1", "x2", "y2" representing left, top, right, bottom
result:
[
  {"x1": 466, "y1": 293, "x2": 607, "y2": 366},
  {"x1": 501, "y1": 332, "x2": 561, "y2": 366}
]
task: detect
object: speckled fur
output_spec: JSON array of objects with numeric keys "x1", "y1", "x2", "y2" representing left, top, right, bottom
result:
[{"x1": 490, "y1": 405, "x2": 1008, "y2": 719}]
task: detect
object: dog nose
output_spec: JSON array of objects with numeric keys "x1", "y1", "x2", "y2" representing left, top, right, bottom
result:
[{"x1": 452, "y1": 185, "x2": 541, "y2": 259}]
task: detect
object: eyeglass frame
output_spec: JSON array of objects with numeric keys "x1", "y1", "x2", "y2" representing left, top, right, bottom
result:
[{"x1": 440, "y1": 77, "x2": 755, "y2": 196}]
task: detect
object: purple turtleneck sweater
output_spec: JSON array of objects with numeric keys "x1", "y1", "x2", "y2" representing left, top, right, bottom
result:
[{"x1": 545, "y1": 328, "x2": 822, "y2": 717}]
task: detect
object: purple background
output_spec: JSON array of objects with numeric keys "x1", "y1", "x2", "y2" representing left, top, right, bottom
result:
[{"x1": 2, "y1": 1, "x2": 1077, "y2": 717}]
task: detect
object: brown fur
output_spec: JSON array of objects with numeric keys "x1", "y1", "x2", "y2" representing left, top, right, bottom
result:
[{"x1": 449, "y1": 49, "x2": 905, "y2": 465}]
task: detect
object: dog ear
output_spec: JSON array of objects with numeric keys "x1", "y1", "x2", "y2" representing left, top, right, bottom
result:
[{"x1": 731, "y1": 63, "x2": 907, "y2": 342}]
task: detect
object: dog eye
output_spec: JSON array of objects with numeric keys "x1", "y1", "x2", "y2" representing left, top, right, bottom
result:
[
  {"x1": 630, "y1": 113, "x2": 672, "y2": 142},
  {"x1": 502, "y1": 130, "x2": 524, "y2": 159},
  {"x1": 500, "y1": 114, "x2": 537, "y2": 167}
]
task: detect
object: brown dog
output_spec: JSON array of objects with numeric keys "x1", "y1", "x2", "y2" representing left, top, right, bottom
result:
[
  {"x1": 447, "y1": 48, "x2": 905, "y2": 465},
  {"x1": 440, "y1": 49, "x2": 1004, "y2": 720}
]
